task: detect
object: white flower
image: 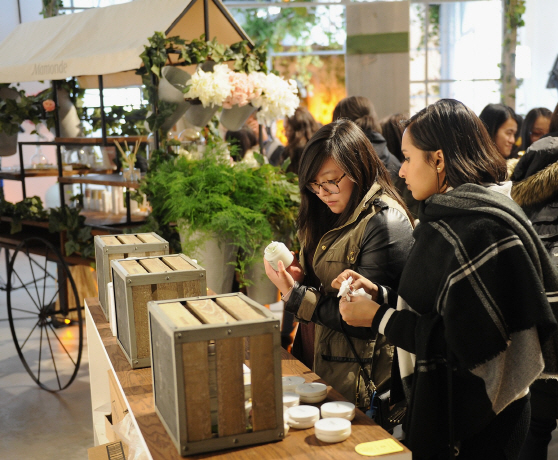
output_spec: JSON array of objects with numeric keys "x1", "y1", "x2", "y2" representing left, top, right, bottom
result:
[
  {"x1": 184, "y1": 64, "x2": 234, "y2": 108},
  {"x1": 250, "y1": 73, "x2": 299, "y2": 126}
]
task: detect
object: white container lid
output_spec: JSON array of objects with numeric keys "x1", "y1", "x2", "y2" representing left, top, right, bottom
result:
[
  {"x1": 295, "y1": 382, "x2": 327, "y2": 397},
  {"x1": 320, "y1": 401, "x2": 355, "y2": 421},
  {"x1": 314, "y1": 418, "x2": 352, "y2": 443},
  {"x1": 283, "y1": 392, "x2": 300, "y2": 408},
  {"x1": 283, "y1": 376, "x2": 305, "y2": 392},
  {"x1": 286, "y1": 405, "x2": 320, "y2": 429},
  {"x1": 287, "y1": 405, "x2": 320, "y2": 422}
]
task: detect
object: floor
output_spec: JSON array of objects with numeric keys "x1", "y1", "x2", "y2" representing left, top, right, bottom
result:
[{"x1": 1, "y1": 248, "x2": 558, "y2": 460}]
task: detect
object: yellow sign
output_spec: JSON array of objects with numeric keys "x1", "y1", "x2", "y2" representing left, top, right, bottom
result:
[{"x1": 355, "y1": 438, "x2": 404, "y2": 456}]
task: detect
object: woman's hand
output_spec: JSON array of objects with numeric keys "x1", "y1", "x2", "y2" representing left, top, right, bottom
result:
[
  {"x1": 331, "y1": 270, "x2": 379, "y2": 301},
  {"x1": 339, "y1": 295, "x2": 380, "y2": 328},
  {"x1": 264, "y1": 258, "x2": 296, "y2": 296},
  {"x1": 286, "y1": 252, "x2": 304, "y2": 283}
]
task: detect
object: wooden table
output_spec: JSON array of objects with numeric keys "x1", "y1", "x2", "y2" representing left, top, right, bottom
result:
[{"x1": 85, "y1": 297, "x2": 411, "y2": 459}]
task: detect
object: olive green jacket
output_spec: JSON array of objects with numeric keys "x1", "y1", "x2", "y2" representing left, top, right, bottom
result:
[{"x1": 294, "y1": 183, "x2": 412, "y2": 407}]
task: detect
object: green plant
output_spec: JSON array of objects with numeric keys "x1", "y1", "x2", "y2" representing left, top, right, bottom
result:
[
  {"x1": 140, "y1": 134, "x2": 299, "y2": 286},
  {"x1": 48, "y1": 198, "x2": 94, "y2": 259},
  {"x1": 0, "y1": 85, "x2": 57, "y2": 136}
]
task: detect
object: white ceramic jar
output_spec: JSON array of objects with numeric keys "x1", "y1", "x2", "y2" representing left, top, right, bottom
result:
[
  {"x1": 264, "y1": 241, "x2": 294, "y2": 271},
  {"x1": 283, "y1": 392, "x2": 300, "y2": 408},
  {"x1": 314, "y1": 417, "x2": 352, "y2": 443},
  {"x1": 282, "y1": 376, "x2": 305, "y2": 393},
  {"x1": 286, "y1": 405, "x2": 320, "y2": 429},
  {"x1": 320, "y1": 401, "x2": 355, "y2": 421},
  {"x1": 296, "y1": 382, "x2": 328, "y2": 404}
]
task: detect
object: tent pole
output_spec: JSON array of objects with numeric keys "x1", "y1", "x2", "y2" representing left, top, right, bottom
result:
[
  {"x1": 151, "y1": 73, "x2": 160, "y2": 151},
  {"x1": 204, "y1": 0, "x2": 210, "y2": 39},
  {"x1": 52, "y1": 80, "x2": 65, "y2": 210},
  {"x1": 98, "y1": 75, "x2": 107, "y2": 146}
]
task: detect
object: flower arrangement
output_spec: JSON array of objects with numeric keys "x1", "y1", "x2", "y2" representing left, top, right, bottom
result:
[
  {"x1": 183, "y1": 64, "x2": 233, "y2": 108},
  {"x1": 250, "y1": 73, "x2": 299, "y2": 126},
  {"x1": 183, "y1": 65, "x2": 299, "y2": 126}
]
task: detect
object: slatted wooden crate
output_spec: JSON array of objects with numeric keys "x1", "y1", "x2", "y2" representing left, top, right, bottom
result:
[
  {"x1": 95, "y1": 233, "x2": 169, "y2": 320},
  {"x1": 111, "y1": 253, "x2": 206, "y2": 368},
  {"x1": 148, "y1": 293, "x2": 284, "y2": 457}
]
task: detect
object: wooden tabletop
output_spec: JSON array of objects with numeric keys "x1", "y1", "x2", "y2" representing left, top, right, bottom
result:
[
  {"x1": 86, "y1": 297, "x2": 411, "y2": 459},
  {"x1": 59, "y1": 173, "x2": 142, "y2": 189}
]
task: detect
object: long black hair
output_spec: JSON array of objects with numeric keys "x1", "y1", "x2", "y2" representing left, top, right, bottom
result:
[
  {"x1": 404, "y1": 99, "x2": 507, "y2": 189},
  {"x1": 520, "y1": 107, "x2": 552, "y2": 151},
  {"x1": 297, "y1": 119, "x2": 411, "y2": 280}
]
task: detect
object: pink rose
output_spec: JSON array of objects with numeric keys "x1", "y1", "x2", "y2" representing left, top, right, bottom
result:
[{"x1": 42, "y1": 99, "x2": 56, "y2": 112}]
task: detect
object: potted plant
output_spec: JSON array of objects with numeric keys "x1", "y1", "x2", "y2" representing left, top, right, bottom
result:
[{"x1": 140, "y1": 133, "x2": 299, "y2": 295}]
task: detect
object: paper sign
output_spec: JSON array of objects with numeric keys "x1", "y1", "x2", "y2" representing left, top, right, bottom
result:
[{"x1": 355, "y1": 438, "x2": 404, "y2": 456}]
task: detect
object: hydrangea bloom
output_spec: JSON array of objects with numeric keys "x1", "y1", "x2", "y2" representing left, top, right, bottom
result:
[
  {"x1": 222, "y1": 72, "x2": 261, "y2": 109},
  {"x1": 250, "y1": 73, "x2": 299, "y2": 126},
  {"x1": 184, "y1": 64, "x2": 234, "y2": 108}
]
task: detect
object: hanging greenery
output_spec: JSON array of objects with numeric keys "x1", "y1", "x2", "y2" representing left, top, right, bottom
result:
[{"x1": 501, "y1": 0, "x2": 526, "y2": 107}]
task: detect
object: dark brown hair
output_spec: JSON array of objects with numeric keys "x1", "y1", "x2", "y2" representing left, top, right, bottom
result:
[
  {"x1": 283, "y1": 107, "x2": 320, "y2": 174},
  {"x1": 380, "y1": 113, "x2": 407, "y2": 162},
  {"x1": 520, "y1": 107, "x2": 552, "y2": 151},
  {"x1": 297, "y1": 119, "x2": 412, "y2": 281},
  {"x1": 332, "y1": 96, "x2": 381, "y2": 133},
  {"x1": 404, "y1": 99, "x2": 507, "y2": 188}
]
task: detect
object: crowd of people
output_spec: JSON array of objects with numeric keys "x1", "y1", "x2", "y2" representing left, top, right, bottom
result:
[{"x1": 252, "y1": 95, "x2": 558, "y2": 459}]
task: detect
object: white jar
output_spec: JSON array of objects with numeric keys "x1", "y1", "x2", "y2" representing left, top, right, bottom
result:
[
  {"x1": 296, "y1": 382, "x2": 328, "y2": 404},
  {"x1": 264, "y1": 241, "x2": 294, "y2": 271},
  {"x1": 320, "y1": 401, "x2": 355, "y2": 421},
  {"x1": 286, "y1": 405, "x2": 320, "y2": 429},
  {"x1": 283, "y1": 392, "x2": 300, "y2": 408},
  {"x1": 282, "y1": 376, "x2": 305, "y2": 393},
  {"x1": 314, "y1": 417, "x2": 352, "y2": 443}
]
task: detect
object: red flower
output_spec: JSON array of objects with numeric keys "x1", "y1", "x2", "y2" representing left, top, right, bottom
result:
[{"x1": 42, "y1": 99, "x2": 56, "y2": 112}]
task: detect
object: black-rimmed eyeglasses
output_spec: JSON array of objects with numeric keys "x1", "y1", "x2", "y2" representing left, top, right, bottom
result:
[{"x1": 306, "y1": 173, "x2": 346, "y2": 195}]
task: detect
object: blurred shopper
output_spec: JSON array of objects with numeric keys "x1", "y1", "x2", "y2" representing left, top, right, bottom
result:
[
  {"x1": 513, "y1": 103, "x2": 558, "y2": 460},
  {"x1": 330, "y1": 99, "x2": 558, "y2": 459},
  {"x1": 264, "y1": 119, "x2": 413, "y2": 405},
  {"x1": 519, "y1": 107, "x2": 552, "y2": 153},
  {"x1": 244, "y1": 114, "x2": 285, "y2": 166},
  {"x1": 380, "y1": 112, "x2": 420, "y2": 219},
  {"x1": 281, "y1": 107, "x2": 320, "y2": 174},
  {"x1": 479, "y1": 103, "x2": 519, "y2": 160}
]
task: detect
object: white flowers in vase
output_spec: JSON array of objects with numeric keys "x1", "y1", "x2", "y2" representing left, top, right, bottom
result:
[
  {"x1": 250, "y1": 73, "x2": 299, "y2": 127},
  {"x1": 184, "y1": 64, "x2": 233, "y2": 108},
  {"x1": 183, "y1": 63, "x2": 300, "y2": 126}
]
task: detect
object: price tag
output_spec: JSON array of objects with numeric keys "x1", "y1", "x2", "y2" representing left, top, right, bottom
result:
[{"x1": 355, "y1": 438, "x2": 404, "y2": 456}]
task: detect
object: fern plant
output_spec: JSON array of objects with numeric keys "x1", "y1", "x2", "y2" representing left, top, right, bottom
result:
[{"x1": 140, "y1": 137, "x2": 299, "y2": 286}]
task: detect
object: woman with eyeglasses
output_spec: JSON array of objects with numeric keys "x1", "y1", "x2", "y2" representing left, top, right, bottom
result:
[
  {"x1": 330, "y1": 99, "x2": 558, "y2": 459},
  {"x1": 518, "y1": 107, "x2": 552, "y2": 153},
  {"x1": 264, "y1": 118, "x2": 414, "y2": 408}
]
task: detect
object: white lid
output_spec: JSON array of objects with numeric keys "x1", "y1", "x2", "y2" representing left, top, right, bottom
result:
[
  {"x1": 296, "y1": 382, "x2": 327, "y2": 397},
  {"x1": 314, "y1": 417, "x2": 352, "y2": 436},
  {"x1": 287, "y1": 405, "x2": 320, "y2": 423},
  {"x1": 283, "y1": 392, "x2": 300, "y2": 408},
  {"x1": 299, "y1": 393, "x2": 327, "y2": 404},
  {"x1": 283, "y1": 376, "x2": 305, "y2": 391},
  {"x1": 320, "y1": 401, "x2": 355, "y2": 420}
]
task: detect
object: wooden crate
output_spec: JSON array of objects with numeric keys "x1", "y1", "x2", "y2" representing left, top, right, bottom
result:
[
  {"x1": 111, "y1": 254, "x2": 206, "y2": 368},
  {"x1": 148, "y1": 293, "x2": 284, "y2": 457},
  {"x1": 95, "y1": 233, "x2": 169, "y2": 320}
]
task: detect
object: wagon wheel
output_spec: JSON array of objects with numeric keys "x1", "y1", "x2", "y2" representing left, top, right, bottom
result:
[{"x1": 6, "y1": 237, "x2": 83, "y2": 392}]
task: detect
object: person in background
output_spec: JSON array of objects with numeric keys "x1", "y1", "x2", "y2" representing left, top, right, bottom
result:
[
  {"x1": 519, "y1": 107, "x2": 552, "y2": 153},
  {"x1": 225, "y1": 127, "x2": 265, "y2": 167},
  {"x1": 479, "y1": 103, "x2": 520, "y2": 177},
  {"x1": 380, "y1": 113, "x2": 407, "y2": 163},
  {"x1": 332, "y1": 96, "x2": 401, "y2": 184},
  {"x1": 244, "y1": 114, "x2": 285, "y2": 166},
  {"x1": 513, "y1": 102, "x2": 558, "y2": 460},
  {"x1": 380, "y1": 112, "x2": 420, "y2": 220},
  {"x1": 264, "y1": 119, "x2": 414, "y2": 408},
  {"x1": 281, "y1": 107, "x2": 320, "y2": 174},
  {"x1": 331, "y1": 99, "x2": 558, "y2": 459}
]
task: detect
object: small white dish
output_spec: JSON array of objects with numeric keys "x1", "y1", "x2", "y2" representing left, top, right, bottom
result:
[{"x1": 314, "y1": 417, "x2": 352, "y2": 443}]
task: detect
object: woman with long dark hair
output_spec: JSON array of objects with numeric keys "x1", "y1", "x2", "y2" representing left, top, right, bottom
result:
[
  {"x1": 332, "y1": 99, "x2": 558, "y2": 459},
  {"x1": 264, "y1": 119, "x2": 414, "y2": 408},
  {"x1": 519, "y1": 107, "x2": 552, "y2": 153}
]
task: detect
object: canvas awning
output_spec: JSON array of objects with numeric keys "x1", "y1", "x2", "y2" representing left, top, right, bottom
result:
[{"x1": 0, "y1": 0, "x2": 251, "y2": 88}]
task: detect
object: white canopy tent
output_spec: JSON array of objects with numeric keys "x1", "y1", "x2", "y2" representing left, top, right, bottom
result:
[{"x1": 0, "y1": 0, "x2": 252, "y2": 88}]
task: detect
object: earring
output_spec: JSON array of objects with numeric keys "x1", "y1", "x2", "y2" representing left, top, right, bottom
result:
[{"x1": 437, "y1": 167, "x2": 441, "y2": 171}]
